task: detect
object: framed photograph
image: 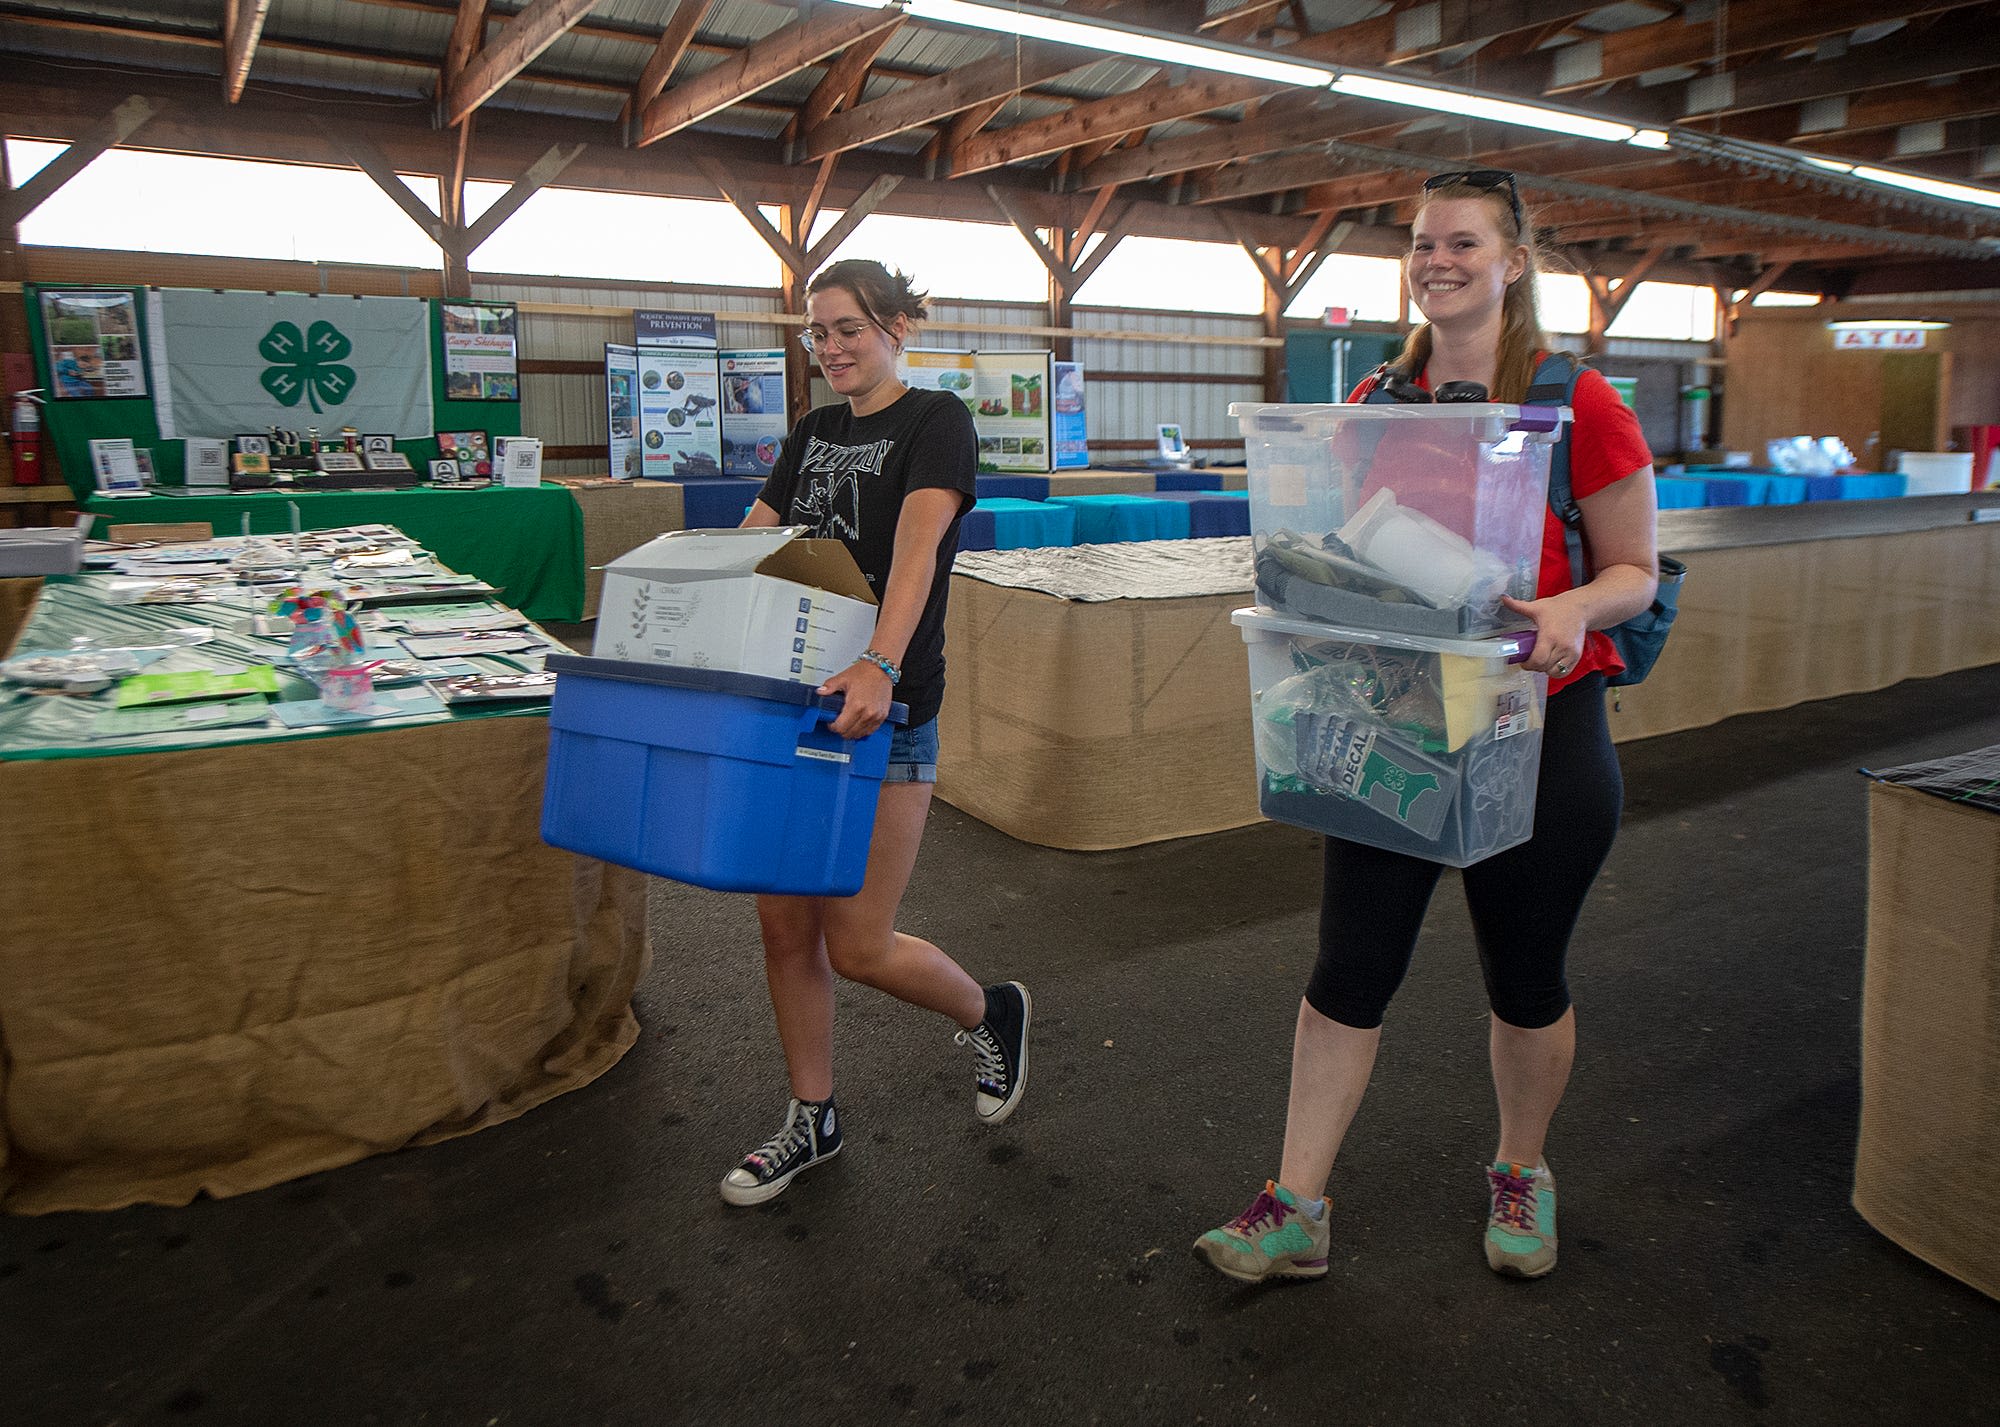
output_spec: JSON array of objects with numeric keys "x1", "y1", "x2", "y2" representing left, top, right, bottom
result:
[
  {"x1": 439, "y1": 300, "x2": 520, "y2": 402},
  {"x1": 40, "y1": 289, "x2": 147, "y2": 399},
  {"x1": 132, "y1": 448, "x2": 157, "y2": 485},
  {"x1": 315, "y1": 451, "x2": 366, "y2": 473},
  {"x1": 233, "y1": 451, "x2": 272, "y2": 477},
  {"x1": 428, "y1": 458, "x2": 461, "y2": 483},
  {"x1": 362, "y1": 434, "x2": 395, "y2": 456},
  {"x1": 1156, "y1": 423, "x2": 1188, "y2": 461},
  {"x1": 89, "y1": 437, "x2": 144, "y2": 492},
  {"x1": 365, "y1": 450, "x2": 415, "y2": 473},
  {"x1": 236, "y1": 434, "x2": 271, "y2": 456}
]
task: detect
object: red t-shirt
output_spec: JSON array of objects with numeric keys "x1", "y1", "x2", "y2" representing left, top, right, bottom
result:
[{"x1": 1345, "y1": 359, "x2": 1653, "y2": 692}]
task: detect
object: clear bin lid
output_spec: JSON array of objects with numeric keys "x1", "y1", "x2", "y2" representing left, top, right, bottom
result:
[
  {"x1": 1229, "y1": 401, "x2": 1570, "y2": 442},
  {"x1": 1232, "y1": 605, "x2": 1534, "y2": 661}
]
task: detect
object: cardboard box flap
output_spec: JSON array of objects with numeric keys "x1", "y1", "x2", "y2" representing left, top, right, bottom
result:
[
  {"x1": 754, "y1": 538, "x2": 877, "y2": 606},
  {"x1": 605, "y1": 526, "x2": 798, "y2": 581}
]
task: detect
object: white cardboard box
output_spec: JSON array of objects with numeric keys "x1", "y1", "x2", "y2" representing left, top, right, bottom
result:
[{"x1": 592, "y1": 527, "x2": 878, "y2": 683}]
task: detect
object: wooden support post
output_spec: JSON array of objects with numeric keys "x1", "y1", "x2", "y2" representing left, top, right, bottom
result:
[{"x1": 779, "y1": 205, "x2": 811, "y2": 427}]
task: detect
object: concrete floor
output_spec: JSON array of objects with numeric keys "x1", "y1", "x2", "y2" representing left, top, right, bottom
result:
[{"x1": 6, "y1": 666, "x2": 2000, "y2": 1427}]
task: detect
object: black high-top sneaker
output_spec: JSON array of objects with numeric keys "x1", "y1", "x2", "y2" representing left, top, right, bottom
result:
[
  {"x1": 955, "y1": 981, "x2": 1032, "y2": 1123},
  {"x1": 719, "y1": 1096, "x2": 842, "y2": 1207}
]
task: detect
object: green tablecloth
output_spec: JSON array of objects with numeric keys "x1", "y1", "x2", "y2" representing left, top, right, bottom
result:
[
  {"x1": 0, "y1": 575, "x2": 551, "y2": 761},
  {"x1": 82, "y1": 484, "x2": 586, "y2": 622}
]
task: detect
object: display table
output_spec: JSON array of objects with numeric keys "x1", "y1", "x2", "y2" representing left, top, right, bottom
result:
[
  {"x1": 1856, "y1": 758, "x2": 2000, "y2": 1301},
  {"x1": 1141, "y1": 490, "x2": 1250, "y2": 538},
  {"x1": 0, "y1": 570, "x2": 649, "y2": 1214},
  {"x1": 552, "y1": 478, "x2": 687, "y2": 619},
  {"x1": 938, "y1": 494, "x2": 2000, "y2": 849},
  {"x1": 1047, "y1": 493, "x2": 1190, "y2": 543},
  {"x1": 960, "y1": 497, "x2": 1077, "y2": 553},
  {"x1": 81, "y1": 485, "x2": 587, "y2": 623}
]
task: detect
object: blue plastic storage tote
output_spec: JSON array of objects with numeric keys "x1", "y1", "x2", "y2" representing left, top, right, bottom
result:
[{"x1": 541, "y1": 653, "x2": 906, "y2": 896}]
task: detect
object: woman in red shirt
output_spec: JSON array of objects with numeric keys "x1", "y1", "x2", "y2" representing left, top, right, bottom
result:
[{"x1": 1197, "y1": 171, "x2": 1661, "y2": 1283}]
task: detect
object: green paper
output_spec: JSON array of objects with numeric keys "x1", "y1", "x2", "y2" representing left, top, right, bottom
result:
[
  {"x1": 93, "y1": 696, "x2": 274, "y2": 738},
  {"x1": 115, "y1": 665, "x2": 280, "y2": 708}
]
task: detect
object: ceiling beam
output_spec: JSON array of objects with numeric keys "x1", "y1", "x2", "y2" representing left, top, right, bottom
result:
[
  {"x1": 445, "y1": 0, "x2": 598, "y2": 128},
  {"x1": 696, "y1": 153, "x2": 809, "y2": 276},
  {"x1": 1504, "y1": 0, "x2": 1976, "y2": 97},
  {"x1": 311, "y1": 117, "x2": 449, "y2": 246},
  {"x1": 220, "y1": 0, "x2": 273, "y2": 104},
  {"x1": 1385, "y1": 0, "x2": 1606, "y2": 65},
  {"x1": 460, "y1": 139, "x2": 586, "y2": 253},
  {"x1": 1, "y1": 95, "x2": 160, "y2": 225},
  {"x1": 638, "y1": 5, "x2": 903, "y2": 149},
  {"x1": 629, "y1": 1, "x2": 712, "y2": 127},
  {"x1": 1668, "y1": 22, "x2": 2000, "y2": 122},
  {"x1": 796, "y1": 18, "x2": 903, "y2": 135},
  {"x1": 803, "y1": 173, "x2": 902, "y2": 272},
  {"x1": 441, "y1": 0, "x2": 489, "y2": 92},
  {"x1": 802, "y1": 0, "x2": 1157, "y2": 161}
]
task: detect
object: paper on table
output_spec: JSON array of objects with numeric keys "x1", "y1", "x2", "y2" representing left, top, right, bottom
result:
[
  {"x1": 91, "y1": 696, "x2": 274, "y2": 739},
  {"x1": 398, "y1": 632, "x2": 543, "y2": 658},
  {"x1": 270, "y1": 686, "x2": 447, "y2": 728}
]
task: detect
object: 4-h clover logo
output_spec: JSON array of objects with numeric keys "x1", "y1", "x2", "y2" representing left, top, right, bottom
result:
[{"x1": 259, "y1": 320, "x2": 356, "y2": 413}]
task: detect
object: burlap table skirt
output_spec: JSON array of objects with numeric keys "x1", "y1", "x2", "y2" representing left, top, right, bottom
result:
[
  {"x1": 939, "y1": 580, "x2": 1259, "y2": 851},
  {"x1": 0, "y1": 715, "x2": 651, "y2": 1214},
  {"x1": 0, "y1": 576, "x2": 42, "y2": 657},
  {"x1": 1856, "y1": 781, "x2": 2000, "y2": 1301},
  {"x1": 1602, "y1": 524, "x2": 2000, "y2": 740},
  {"x1": 935, "y1": 521, "x2": 2000, "y2": 850},
  {"x1": 555, "y1": 479, "x2": 687, "y2": 619}
]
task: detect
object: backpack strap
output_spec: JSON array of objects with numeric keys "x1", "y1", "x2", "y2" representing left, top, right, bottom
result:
[
  {"x1": 1357, "y1": 363, "x2": 1400, "y2": 404},
  {"x1": 1527, "y1": 351, "x2": 1587, "y2": 588}
]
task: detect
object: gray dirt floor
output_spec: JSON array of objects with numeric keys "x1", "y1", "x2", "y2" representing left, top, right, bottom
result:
[{"x1": 5, "y1": 664, "x2": 2000, "y2": 1427}]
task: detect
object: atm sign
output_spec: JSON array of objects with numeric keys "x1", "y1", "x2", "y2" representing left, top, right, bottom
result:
[{"x1": 1833, "y1": 328, "x2": 1928, "y2": 350}]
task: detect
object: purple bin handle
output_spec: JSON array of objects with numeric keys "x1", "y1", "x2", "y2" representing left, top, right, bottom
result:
[
  {"x1": 1511, "y1": 405, "x2": 1565, "y2": 434},
  {"x1": 1506, "y1": 632, "x2": 1537, "y2": 664}
]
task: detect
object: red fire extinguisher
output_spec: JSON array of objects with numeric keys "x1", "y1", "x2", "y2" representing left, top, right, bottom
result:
[{"x1": 8, "y1": 388, "x2": 44, "y2": 486}]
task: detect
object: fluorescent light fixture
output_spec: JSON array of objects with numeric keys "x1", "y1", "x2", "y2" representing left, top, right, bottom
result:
[
  {"x1": 1329, "y1": 73, "x2": 1639, "y2": 143},
  {"x1": 1804, "y1": 156, "x2": 1856, "y2": 173},
  {"x1": 826, "y1": 0, "x2": 1342, "y2": 88},
  {"x1": 1850, "y1": 164, "x2": 2000, "y2": 211},
  {"x1": 1628, "y1": 129, "x2": 1672, "y2": 150},
  {"x1": 1825, "y1": 318, "x2": 1949, "y2": 330}
]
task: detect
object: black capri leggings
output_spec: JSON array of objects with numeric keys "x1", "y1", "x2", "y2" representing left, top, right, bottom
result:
[{"x1": 1305, "y1": 672, "x2": 1622, "y2": 1031}]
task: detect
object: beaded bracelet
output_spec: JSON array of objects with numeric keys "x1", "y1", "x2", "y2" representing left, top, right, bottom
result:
[{"x1": 858, "y1": 648, "x2": 902, "y2": 685}]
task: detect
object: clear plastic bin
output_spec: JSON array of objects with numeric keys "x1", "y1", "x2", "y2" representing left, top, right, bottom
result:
[
  {"x1": 1231, "y1": 401, "x2": 1567, "y2": 638},
  {"x1": 1234, "y1": 607, "x2": 1547, "y2": 867}
]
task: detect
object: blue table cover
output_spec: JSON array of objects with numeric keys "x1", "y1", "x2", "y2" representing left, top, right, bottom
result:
[
  {"x1": 1140, "y1": 490, "x2": 1250, "y2": 537},
  {"x1": 1046, "y1": 493, "x2": 1189, "y2": 543},
  {"x1": 959, "y1": 497, "x2": 1077, "y2": 552},
  {"x1": 1153, "y1": 471, "x2": 1222, "y2": 492},
  {"x1": 677, "y1": 477, "x2": 765, "y2": 529},
  {"x1": 976, "y1": 475, "x2": 1052, "y2": 501},
  {"x1": 1654, "y1": 477, "x2": 1708, "y2": 510},
  {"x1": 1805, "y1": 473, "x2": 1908, "y2": 501}
]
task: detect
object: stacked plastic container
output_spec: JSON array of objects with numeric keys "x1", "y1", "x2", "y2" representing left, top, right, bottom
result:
[{"x1": 1229, "y1": 400, "x2": 1568, "y2": 866}]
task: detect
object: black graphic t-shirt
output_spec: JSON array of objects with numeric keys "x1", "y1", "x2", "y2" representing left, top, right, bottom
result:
[{"x1": 757, "y1": 387, "x2": 977, "y2": 727}]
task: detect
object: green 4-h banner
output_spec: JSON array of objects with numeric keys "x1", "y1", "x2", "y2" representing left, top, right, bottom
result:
[{"x1": 147, "y1": 289, "x2": 434, "y2": 440}]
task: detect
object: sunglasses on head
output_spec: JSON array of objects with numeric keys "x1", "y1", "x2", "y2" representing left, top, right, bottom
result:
[{"x1": 1422, "y1": 169, "x2": 1524, "y2": 235}]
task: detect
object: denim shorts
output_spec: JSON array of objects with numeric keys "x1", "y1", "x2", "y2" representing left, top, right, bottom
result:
[{"x1": 884, "y1": 718, "x2": 938, "y2": 784}]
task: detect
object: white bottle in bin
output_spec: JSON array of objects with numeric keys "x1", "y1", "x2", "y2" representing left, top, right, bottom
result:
[{"x1": 1337, "y1": 488, "x2": 1511, "y2": 612}]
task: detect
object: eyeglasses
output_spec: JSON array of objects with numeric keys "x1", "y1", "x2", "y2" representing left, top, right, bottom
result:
[
  {"x1": 1422, "y1": 169, "x2": 1524, "y2": 235},
  {"x1": 798, "y1": 319, "x2": 882, "y2": 354}
]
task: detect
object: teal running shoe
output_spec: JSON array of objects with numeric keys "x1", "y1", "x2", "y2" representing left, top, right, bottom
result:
[
  {"x1": 1193, "y1": 1181, "x2": 1331, "y2": 1283},
  {"x1": 1484, "y1": 1160, "x2": 1557, "y2": 1278}
]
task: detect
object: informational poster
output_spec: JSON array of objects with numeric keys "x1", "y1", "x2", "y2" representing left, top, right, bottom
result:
[
  {"x1": 970, "y1": 351, "x2": 1054, "y2": 473},
  {"x1": 638, "y1": 348, "x2": 722, "y2": 479},
  {"x1": 605, "y1": 343, "x2": 640, "y2": 479},
  {"x1": 899, "y1": 347, "x2": 975, "y2": 397},
  {"x1": 439, "y1": 300, "x2": 520, "y2": 401},
  {"x1": 635, "y1": 310, "x2": 717, "y2": 349},
  {"x1": 719, "y1": 349, "x2": 787, "y2": 477},
  {"x1": 40, "y1": 289, "x2": 147, "y2": 399},
  {"x1": 1052, "y1": 360, "x2": 1088, "y2": 469}
]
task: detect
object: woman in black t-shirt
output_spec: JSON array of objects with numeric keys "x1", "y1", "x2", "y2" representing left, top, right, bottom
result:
[{"x1": 716, "y1": 260, "x2": 1031, "y2": 1209}]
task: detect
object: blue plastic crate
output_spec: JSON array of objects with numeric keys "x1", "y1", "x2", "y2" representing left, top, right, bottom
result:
[{"x1": 541, "y1": 654, "x2": 906, "y2": 896}]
